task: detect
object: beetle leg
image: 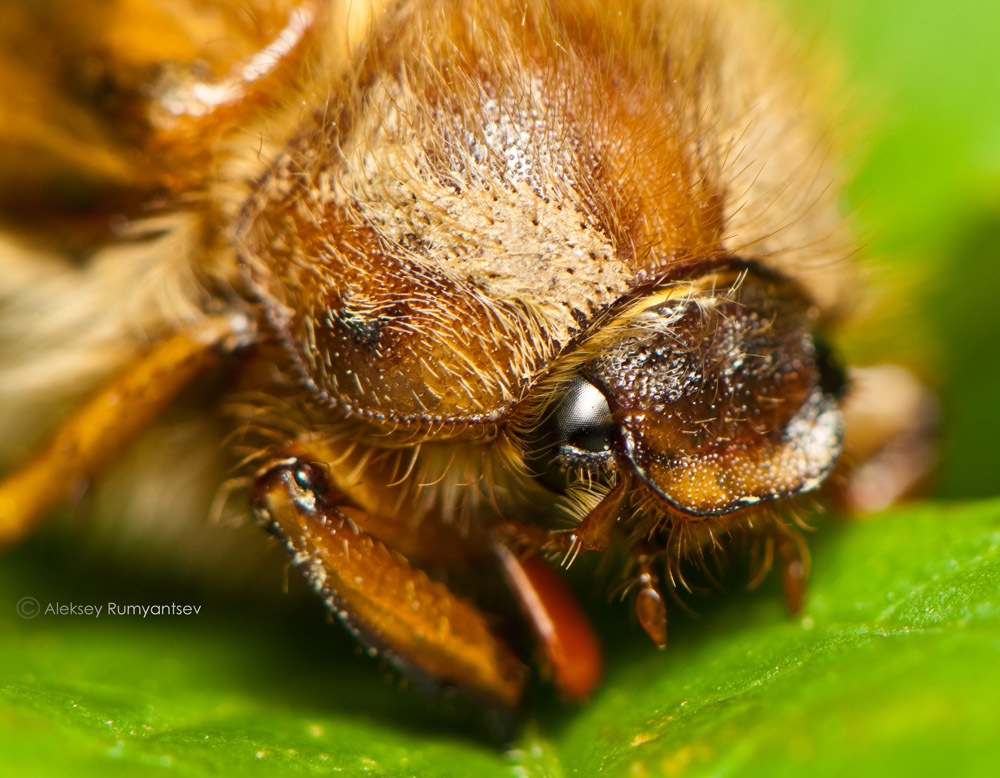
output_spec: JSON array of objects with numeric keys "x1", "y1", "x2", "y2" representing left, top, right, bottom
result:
[
  {"x1": 147, "y1": 1, "x2": 323, "y2": 167},
  {"x1": 838, "y1": 364, "x2": 938, "y2": 512},
  {"x1": 569, "y1": 474, "x2": 631, "y2": 554},
  {"x1": 0, "y1": 316, "x2": 243, "y2": 548},
  {"x1": 494, "y1": 475, "x2": 630, "y2": 570},
  {"x1": 494, "y1": 543, "x2": 603, "y2": 701},
  {"x1": 251, "y1": 452, "x2": 526, "y2": 712}
]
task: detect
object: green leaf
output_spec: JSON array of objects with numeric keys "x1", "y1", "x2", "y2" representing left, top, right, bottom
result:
[
  {"x1": 4, "y1": 0, "x2": 1000, "y2": 775},
  {"x1": 554, "y1": 502, "x2": 1000, "y2": 778},
  {"x1": 3, "y1": 502, "x2": 999, "y2": 776}
]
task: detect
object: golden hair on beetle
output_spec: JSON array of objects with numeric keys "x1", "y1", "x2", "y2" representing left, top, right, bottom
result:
[{"x1": 0, "y1": 0, "x2": 932, "y2": 713}]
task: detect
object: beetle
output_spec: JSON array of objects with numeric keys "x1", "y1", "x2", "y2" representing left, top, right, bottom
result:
[{"x1": 0, "y1": 0, "x2": 935, "y2": 715}]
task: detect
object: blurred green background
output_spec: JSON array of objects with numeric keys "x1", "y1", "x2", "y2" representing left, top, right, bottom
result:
[
  {"x1": 779, "y1": 0, "x2": 1000, "y2": 499},
  {"x1": 2, "y1": 0, "x2": 999, "y2": 776}
]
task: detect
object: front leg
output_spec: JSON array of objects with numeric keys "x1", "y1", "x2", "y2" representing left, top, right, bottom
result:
[
  {"x1": 250, "y1": 452, "x2": 527, "y2": 712},
  {"x1": 0, "y1": 316, "x2": 242, "y2": 548}
]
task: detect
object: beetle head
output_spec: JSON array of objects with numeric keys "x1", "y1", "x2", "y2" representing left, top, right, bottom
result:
[{"x1": 530, "y1": 262, "x2": 846, "y2": 518}]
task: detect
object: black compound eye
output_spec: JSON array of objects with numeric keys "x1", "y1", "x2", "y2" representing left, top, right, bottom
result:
[
  {"x1": 553, "y1": 377, "x2": 614, "y2": 454},
  {"x1": 523, "y1": 377, "x2": 616, "y2": 493},
  {"x1": 813, "y1": 336, "x2": 847, "y2": 399}
]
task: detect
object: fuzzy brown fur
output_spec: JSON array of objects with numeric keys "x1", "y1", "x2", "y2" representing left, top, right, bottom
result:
[{"x1": 1, "y1": 0, "x2": 853, "y2": 586}]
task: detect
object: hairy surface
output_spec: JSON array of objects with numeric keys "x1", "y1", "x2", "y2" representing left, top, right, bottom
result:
[
  {"x1": 239, "y1": 0, "x2": 853, "y2": 442},
  {"x1": 0, "y1": 0, "x2": 854, "y2": 576}
]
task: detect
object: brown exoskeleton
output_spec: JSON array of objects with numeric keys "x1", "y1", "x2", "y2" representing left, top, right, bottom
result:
[{"x1": 0, "y1": 0, "x2": 935, "y2": 714}]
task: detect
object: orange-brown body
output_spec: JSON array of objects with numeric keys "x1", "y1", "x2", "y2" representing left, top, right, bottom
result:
[{"x1": 0, "y1": 0, "x2": 933, "y2": 715}]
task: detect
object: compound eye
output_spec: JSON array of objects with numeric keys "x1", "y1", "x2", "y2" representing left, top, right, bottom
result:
[
  {"x1": 524, "y1": 377, "x2": 616, "y2": 492},
  {"x1": 813, "y1": 335, "x2": 847, "y2": 399},
  {"x1": 553, "y1": 378, "x2": 614, "y2": 454}
]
